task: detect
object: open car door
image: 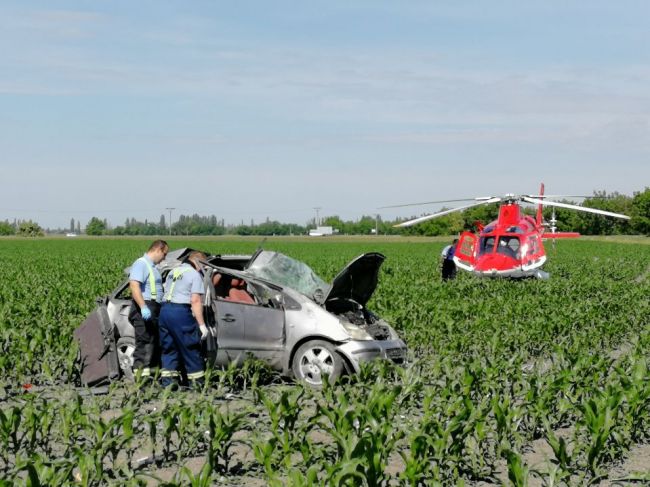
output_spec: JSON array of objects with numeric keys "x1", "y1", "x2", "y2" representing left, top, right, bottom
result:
[
  {"x1": 453, "y1": 231, "x2": 478, "y2": 271},
  {"x1": 74, "y1": 305, "x2": 120, "y2": 386}
]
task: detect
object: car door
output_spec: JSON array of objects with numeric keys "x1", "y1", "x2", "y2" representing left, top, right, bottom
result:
[
  {"x1": 241, "y1": 303, "x2": 285, "y2": 368},
  {"x1": 213, "y1": 299, "x2": 249, "y2": 366},
  {"x1": 213, "y1": 297, "x2": 286, "y2": 365}
]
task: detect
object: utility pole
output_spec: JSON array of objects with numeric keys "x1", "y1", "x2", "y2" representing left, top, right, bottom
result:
[
  {"x1": 313, "y1": 207, "x2": 321, "y2": 227},
  {"x1": 165, "y1": 207, "x2": 175, "y2": 236}
]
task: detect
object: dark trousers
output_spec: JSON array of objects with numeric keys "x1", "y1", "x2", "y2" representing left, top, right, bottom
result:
[
  {"x1": 129, "y1": 300, "x2": 161, "y2": 374},
  {"x1": 159, "y1": 303, "x2": 205, "y2": 382},
  {"x1": 442, "y1": 260, "x2": 457, "y2": 280}
]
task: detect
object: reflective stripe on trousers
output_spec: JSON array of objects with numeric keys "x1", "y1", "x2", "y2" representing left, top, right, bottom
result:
[
  {"x1": 187, "y1": 370, "x2": 205, "y2": 380},
  {"x1": 134, "y1": 367, "x2": 151, "y2": 377}
]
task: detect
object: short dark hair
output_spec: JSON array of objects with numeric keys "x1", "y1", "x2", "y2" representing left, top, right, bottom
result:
[
  {"x1": 148, "y1": 240, "x2": 169, "y2": 251},
  {"x1": 188, "y1": 251, "x2": 207, "y2": 269}
]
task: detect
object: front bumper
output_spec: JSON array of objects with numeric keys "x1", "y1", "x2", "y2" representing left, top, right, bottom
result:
[{"x1": 336, "y1": 338, "x2": 408, "y2": 373}]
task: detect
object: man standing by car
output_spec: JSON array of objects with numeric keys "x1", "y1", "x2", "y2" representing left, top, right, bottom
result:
[
  {"x1": 159, "y1": 251, "x2": 209, "y2": 389},
  {"x1": 128, "y1": 240, "x2": 168, "y2": 381}
]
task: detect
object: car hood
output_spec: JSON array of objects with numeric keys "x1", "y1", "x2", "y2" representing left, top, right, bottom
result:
[{"x1": 325, "y1": 253, "x2": 385, "y2": 306}]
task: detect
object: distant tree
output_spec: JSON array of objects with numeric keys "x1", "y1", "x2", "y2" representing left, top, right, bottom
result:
[
  {"x1": 76, "y1": 221, "x2": 81, "y2": 234},
  {"x1": 86, "y1": 217, "x2": 106, "y2": 236},
  {"x1": 402, "y1": 210, "x2": 464, "y2": 236},
  {"x1": 576, "y1": 191, "x2": 632, "y2": 235},
  {"x1": 631, "y1": 187, "x2": 650, "y2": 235},
  {"x1": 0, "y1": 220, "x2": 15, "y2": 236},
  {"x1": 460, "y1": 202, "x2": 501, "y2": 231},
  {"x1": 18, "y1": 220, "x2": 44, "y2": 237},
  {"x1": 70, "y1": 218, "x2": 75, "y2": 233},
  {"x1": 322, "y1": 215, "x2": 345, "y2": 233}
]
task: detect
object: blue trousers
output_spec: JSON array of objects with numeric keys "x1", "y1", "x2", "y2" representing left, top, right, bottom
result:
[{"x1": 159, "y1": 303, "x2": 205, "y2": 381}]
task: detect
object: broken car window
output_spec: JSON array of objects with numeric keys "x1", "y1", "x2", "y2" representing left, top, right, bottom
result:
[{"x1": 247, "y1": 251, "x2": 330, "y2": 302}]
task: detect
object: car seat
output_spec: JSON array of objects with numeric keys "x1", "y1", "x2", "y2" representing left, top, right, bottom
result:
[{"x1": 225, "y1": 278, "x2": 256, "y2": 304}]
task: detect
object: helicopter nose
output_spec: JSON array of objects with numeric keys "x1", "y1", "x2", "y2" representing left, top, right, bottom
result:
[{"x1": 475, "y1": 253, "x2": 517, "y2": 272}]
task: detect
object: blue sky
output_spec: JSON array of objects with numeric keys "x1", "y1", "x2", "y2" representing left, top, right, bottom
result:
[{"x1": 1, "y1": 1, "x2": 649, "y2": 229}]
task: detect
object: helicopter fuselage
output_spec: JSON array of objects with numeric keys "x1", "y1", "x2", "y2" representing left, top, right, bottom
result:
[
  {"x1": 389, "y1": 183, "x2": 628, "y2": 279},
  {"x1": 453, "y1": 202, "x2": 550, "y2": 279}
]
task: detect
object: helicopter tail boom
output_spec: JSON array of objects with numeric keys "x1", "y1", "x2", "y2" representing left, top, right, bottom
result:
[{"x1": 542, "y1": 232, "x2": 580, "y2": 239}]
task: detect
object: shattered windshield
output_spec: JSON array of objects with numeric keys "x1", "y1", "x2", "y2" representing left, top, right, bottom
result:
[{"x1": 247, "y1": 251, "x2": 330, "y2": 301}]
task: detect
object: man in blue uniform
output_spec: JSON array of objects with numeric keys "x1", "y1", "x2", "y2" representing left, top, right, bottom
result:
[
  {"x1": 128, "y1": 240, "x2": 169, "y2": 380},
  {"x1": 441, "y1": 238, "x2": 458, "y2": 280},
  {"x1": 159, "y1": 251, "x2": 209, "y2": 389}
]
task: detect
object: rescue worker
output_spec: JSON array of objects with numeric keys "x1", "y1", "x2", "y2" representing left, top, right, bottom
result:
[
  {"x1": 441, "y1": 238, "x2": 458, "y2": 280},
  {"x1": 159, "y1": 251, "x2": 209, "y2": 389},
  {"x1": 128, "y1": 239, "x2": 169, "y2": 381}
]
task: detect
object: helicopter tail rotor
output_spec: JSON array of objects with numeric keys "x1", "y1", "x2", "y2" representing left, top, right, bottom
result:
[{"x1": 536, "y1": 183, "x2": 545, "y2": 227}]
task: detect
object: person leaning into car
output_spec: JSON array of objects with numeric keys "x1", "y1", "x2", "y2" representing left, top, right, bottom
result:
[
  {"x1": 128, "y1": 240, "x2": 169, "y2": 381},
  {"x1": 158, "y1": 251, "x2": 209, "y2": 389}
]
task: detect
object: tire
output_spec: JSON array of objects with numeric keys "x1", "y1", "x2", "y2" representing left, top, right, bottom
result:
[
  {"x1": 292, "y1": 340, "x2": 343, "y2": 386},
  {"x1": 116, "y1": 336, "x2": 136, "y2": 382}
]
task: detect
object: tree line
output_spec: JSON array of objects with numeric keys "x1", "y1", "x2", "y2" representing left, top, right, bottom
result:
[{"x1": 3, "y1": 187, "x2": 649, "y2": 237}]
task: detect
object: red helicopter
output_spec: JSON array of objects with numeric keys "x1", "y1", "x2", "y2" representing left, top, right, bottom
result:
[{"x1": 389, "y1": 184, "x2": 630, "y2": 279}]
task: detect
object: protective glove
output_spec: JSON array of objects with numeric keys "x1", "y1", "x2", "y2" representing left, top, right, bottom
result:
[
  {"x1": 199, "y1": 324, "x2": 209, "y2": 341},
  {"x1": 140, "y1": 306, "x2": 152, "y2": 321}
]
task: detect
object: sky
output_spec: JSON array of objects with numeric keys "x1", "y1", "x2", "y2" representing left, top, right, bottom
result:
[{"x1": 1, "y1": 1, "x2": 649, "y2": 229}]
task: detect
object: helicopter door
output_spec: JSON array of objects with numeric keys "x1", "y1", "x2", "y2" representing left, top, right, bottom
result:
[
  {"x1": 454, "y1": 231, "x2": 478, "y2": 269},
  {"x1": 521, "y1": 234, "x2": 546, "y2": 269}
]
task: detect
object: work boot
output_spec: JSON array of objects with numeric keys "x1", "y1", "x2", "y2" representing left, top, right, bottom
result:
[
  {"x1": 189, "y1": 377, "x2": 205, "y2": 392},
  {"x1": 160, "y1": 377, "x2": 179, "y2": 390}
]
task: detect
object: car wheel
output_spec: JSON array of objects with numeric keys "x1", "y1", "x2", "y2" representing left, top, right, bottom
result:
[
  {"x1": 116, "y1": 336, "x2": 135, "y2": 382},
  {"x1": 292, "y1": 340, "x2": 343, "y2": 386}
]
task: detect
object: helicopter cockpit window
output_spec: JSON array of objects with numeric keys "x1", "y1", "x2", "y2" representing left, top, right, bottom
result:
[
  {"x1": 506, "y1": 226, "x2": 525, "y2": 234},
  {"x1": 479, "y1": 236, "x2": 495, "y2": 255},
  {"x1": 497, "y1": 236, "x2": 520, "y2": 258},
  {"x1": 484, "y1": 225, "x2": 495, "y2": 233}
]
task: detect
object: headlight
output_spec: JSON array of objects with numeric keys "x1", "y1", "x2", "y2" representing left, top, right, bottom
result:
[{"x1": 340, "y1": 320, "x2": 373, "y2": 341}]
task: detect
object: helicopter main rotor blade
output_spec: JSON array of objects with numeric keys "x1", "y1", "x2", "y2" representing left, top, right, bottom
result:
[
  {"x1": 394, "y1": 197, "x2": 502, "y2": 228},
  {"x1": 524, "y1": 194, "x2": 592, "y2": 199},
  {"x1": 379, "y1": 197, "x2": 491, "y2": 209},
  {"x1": 522, "y1": 197, "x2": 630, "y2": 220}
]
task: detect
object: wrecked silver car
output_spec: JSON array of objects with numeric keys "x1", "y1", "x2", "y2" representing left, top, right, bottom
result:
[{"x1": 75, "y1": 248, "x2": 407, "y2": 387}]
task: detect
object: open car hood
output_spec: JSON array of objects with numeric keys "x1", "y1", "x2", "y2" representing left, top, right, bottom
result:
[{"x1": 324, "y1": 253, "x2": 385, "y2": 306}]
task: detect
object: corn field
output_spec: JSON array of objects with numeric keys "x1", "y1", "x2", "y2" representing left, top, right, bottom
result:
[{"x1": 0, "y1": 237, "x2": 649, "y2": 486}]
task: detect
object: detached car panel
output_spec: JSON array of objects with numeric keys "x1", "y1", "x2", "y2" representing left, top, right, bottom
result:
[{"x1": 75, "y1": 248, "x2": 407, "y2": 387}]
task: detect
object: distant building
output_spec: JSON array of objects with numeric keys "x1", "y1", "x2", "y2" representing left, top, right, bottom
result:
[
  {"x1": 65, "y1": 233, "x2": 78, "y2": 237},
  {"x1": 309, "y1": 226, "x2": 334, "y2": 237}
]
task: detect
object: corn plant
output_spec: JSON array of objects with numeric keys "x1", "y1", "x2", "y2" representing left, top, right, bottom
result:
[
  {"x1": 205, "y1": 404, "x2": 251, "y2": 473},
  {"x1": 256, "y1": 385, "x2": 315, "y2": 468},
  {"x1": 314, "y1": 381, "x2": 404, "y2": 485}
]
